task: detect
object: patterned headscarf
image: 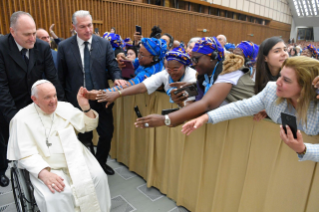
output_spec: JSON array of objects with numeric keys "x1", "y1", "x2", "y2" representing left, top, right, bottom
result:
[
  {"x1": 236, "y1": 41, "x2": 259, "y2": 64},
  {"x1": 192, "y1": 37, "x2": 224, "y2": 61},
  {"x1": 103, "y1": 32, "x2": 122, "y2": 48},
  {"x1": 124, "y1": 37, "x2": 133, "y2": 47},
  {"x1": 165, "y1": 47, "x2": 191, "y2": 66},
  {"x1": 225, "y1": 43, "x2": 236, "y2": 51},
  {"x1": 306, "y1": 44, "x2": 318, "y2": 59},
  {"x1": 141, "y1": 38, "x2": 167, "y2": 60}
]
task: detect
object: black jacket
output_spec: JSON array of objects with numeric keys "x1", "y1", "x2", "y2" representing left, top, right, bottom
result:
[
  {"x1": 0, "y1": 34, "x2": 64, "y2": 124},
  {"x1": 57, "y1": 35, "x2": 122, "y2": 108}
]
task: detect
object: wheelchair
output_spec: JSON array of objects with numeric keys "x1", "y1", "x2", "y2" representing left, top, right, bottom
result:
[{"x1": 10, "y1": 161, "x2": 40, "y2": 212}]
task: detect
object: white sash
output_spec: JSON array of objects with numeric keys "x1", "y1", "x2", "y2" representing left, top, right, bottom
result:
[{"x1": 58, "y1": 126, "x2": 101, "y2": 212}]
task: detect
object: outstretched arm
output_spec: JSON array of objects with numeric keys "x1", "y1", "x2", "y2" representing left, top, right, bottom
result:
[{"x1": 135, "y1": 82, "x2": 232, "y2": 128}]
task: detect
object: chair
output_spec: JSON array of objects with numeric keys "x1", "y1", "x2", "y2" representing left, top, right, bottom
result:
[{"x1": 10, "y1": 161, "x2": 40, "y2": 212}]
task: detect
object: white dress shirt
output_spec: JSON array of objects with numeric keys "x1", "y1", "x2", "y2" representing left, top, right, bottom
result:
[
  {"x1": 14, "y1": 40, "x2": 29, "y2": 58},
  {"x1": 76, "y1": 35, "x2": 93, "y2": 70}
]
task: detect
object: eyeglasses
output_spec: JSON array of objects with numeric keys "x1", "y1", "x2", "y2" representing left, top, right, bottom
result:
[
  {"x1": 167, "y1": 64, "x2": 183, "y2": 73},
  {"x1": 191, "y1": 55, "x2": 204, "y2": 64},
  {"x1": 138, "y1": 53, "x2": 152, "y2": 59}
]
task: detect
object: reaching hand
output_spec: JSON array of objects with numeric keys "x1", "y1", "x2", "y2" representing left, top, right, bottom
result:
[
  {"x1": 114, "y1": 79, "x2": 129, "y2": 88},
  {"x1": 280, "y1": 125, "x2": 305, "y2": 153},
  {"x1": 97, "y1": 90, "x2": 120, "y2": 108},
  {"x1": 181, "y1": 114, "x2": 209, "y2": 136},
  {"x1": 83, "y1": 89, "x2": 102, "y2": 100},
  {"x1": 253, "y1": 110, "x2": 267, "y2": 122},
  {"x1": 134, "y1": 114, "x2": 165, "y2": 128},
  {"x1": 49, "y1": 24, "x2": 55, "y2": 31},
  {"x1": 38, "y1": 169, "x2": 65, "y2": 193}
]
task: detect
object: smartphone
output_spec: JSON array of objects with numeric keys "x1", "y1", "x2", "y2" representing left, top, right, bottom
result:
[
  {"x1": 121, "y1": 60, "x2": 135, "y2": 79},
  {"x1": 134, "y1": 106, "x2": 142, "y2": 118},
  {"x1": 94, "y1": 28, "x2": 99, "y2": 34},
  {"x1": 281, "y1": 112, "x2": 297, "y2": 139},
  {"x1": 136, "y1": 25, "x2": 142, "y2": 35},
  {"x1": 173, "y1": 84, "x2": 198, "y2": 97},
  {"x1": 161, "y1": 108, "x2": 179, "y2": 115}
]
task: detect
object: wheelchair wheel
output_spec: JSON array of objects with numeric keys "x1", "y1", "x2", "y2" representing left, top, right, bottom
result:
[
  {"x1": 11, "y1": 167, "x2": 26, "y2": 212},
  {"x1": 11, "y1": 166, "x2": 39, "y2": 212}
]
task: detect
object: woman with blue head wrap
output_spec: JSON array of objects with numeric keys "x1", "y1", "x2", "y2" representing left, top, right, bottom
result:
[
  {"x1": 224, "y1": 43, "x2": 236, "y2": 53},
  {"x1": 87, "y1": 46, "x2": 196, "y2": 108},
  {"x1": 134, "y1": 37, "x2": 255, "y2": 129},
  {"x1": 85, "y1": 38, "x2": 168, "y2": 104},
  {"x1": 233, "y1": 41, "x2": 259, "y2": 80},
  {"x1": 103, "y1": 32, "x2": 124, "y2": 56},
  {"x1": 301, "y1": 44, "x2": 318, "y2": 59}
]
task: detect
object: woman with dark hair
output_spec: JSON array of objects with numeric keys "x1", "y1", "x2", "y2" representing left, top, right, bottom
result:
[
  {"x1": 161, "y1": 33, "x2": 174, "y2": 50},
  {"x1": 126, "y1": 46, "x2": 138, "y2": 61},
  {"x1": 254, "y1": 36, "x2": 289, "y2": 94},
  {"x1": 133, "y1": 37, "x2": 255, "y2": 128},
  {"x1": 92, "y1": 47, "x2": 196, "y2": 107},
  {"x1": 289, "y1": 47, "x2": 297, "y2": 57},
  {"x1": 182, "y1": 57, "x2": 319, "y2": 144},
  {"x1": 150, "y1": 25, "x2": 162, "y2": 39}
]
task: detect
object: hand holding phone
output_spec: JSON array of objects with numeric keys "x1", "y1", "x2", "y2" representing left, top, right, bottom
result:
[{"x1": 173, "y1": 84, "x2": 198, "y2": 97}]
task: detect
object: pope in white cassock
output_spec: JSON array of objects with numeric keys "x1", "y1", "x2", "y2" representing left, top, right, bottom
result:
[{"x1": 7, "y1": 80, "x2": 111, "y2": 212}]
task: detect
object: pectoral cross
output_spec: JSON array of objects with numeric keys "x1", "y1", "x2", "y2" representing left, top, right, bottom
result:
[{"x1": 46, "y1": 139, "x2": 52, "y2": 148}]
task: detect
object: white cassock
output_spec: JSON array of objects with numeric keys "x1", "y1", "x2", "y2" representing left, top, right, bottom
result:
[{"x1": 7, "y1": 102, "x2": 111, "y2": 212}]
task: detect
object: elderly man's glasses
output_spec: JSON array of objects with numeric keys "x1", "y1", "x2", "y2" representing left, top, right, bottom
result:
[{"x1": 191, "y1": 55, "x2": 204, "y2": 64}]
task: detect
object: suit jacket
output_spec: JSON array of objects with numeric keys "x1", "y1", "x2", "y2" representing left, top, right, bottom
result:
[
  {"x1": 58, "y1": 35, "x2": 122, "y2": 109},
  {"x1": 0, "y1": 34, "x2": 64, "y2": 124}
]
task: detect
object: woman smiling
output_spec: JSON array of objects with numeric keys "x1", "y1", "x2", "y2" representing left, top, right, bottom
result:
[{"x1": 182, "y1": 56, "x2": 319, "y2": 137}]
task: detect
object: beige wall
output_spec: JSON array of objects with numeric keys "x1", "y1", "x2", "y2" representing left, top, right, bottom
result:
[{"x1": 206, "y1": 0, "x2": 292, "y2": 24}]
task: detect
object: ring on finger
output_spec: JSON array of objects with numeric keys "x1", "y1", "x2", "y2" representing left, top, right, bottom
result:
[
  {"x1": 52, "y1": 183, "x2": 55, "y2": 187},
  {"x1": 144, "y1": 123, "x2": 149, "y2": 127}
]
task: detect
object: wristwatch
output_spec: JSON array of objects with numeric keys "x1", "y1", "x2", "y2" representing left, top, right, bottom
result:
[{"x1": 164, "y1": 115, "x2": 171, "y2": 126}]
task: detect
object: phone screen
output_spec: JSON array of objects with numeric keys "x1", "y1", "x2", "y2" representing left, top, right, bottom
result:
[
  {"x1": 281, "y1": 112, "x2": 298, "y2": 139},
  {"x1": 136, "y1": 25, "x2": 142, "y2": 35},
  {"x1": 134, "y1": 106, "x2": 142, "y2": 118}
]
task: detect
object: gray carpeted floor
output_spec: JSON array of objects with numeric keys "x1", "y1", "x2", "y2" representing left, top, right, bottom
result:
[{"x1": 0, "y1": 155, "x2": 190, "y2": 212}]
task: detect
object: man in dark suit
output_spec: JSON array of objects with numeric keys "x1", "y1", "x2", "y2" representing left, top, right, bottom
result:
[
  {"x1": 58, "y1": 10, "x2": 126, "y2": 175},
  {"x1": 0, "y1": 11, "x2": 64, "y2": 187}
]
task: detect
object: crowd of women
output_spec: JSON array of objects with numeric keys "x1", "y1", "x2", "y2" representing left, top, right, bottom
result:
[{"x1": 83, "y1": 27, "x2": 319, "y2": 163}]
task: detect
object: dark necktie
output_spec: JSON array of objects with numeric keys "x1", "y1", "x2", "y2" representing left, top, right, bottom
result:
[
  {"x1": 84, "y1": 41, "x2": 93, "y2": 90},
  {"x1": 21, "y1": 48, "x2": 29, "y2": 67}
]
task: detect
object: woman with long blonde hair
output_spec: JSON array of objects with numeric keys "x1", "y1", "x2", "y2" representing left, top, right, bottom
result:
[{"x1": 182, "y1": 56, "x2": 319, "y2": 135}]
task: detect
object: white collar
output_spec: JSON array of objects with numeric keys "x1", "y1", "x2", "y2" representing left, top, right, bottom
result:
[
  {"x1": 14, "y1": 39, "x2": 27, "y2": 52},
  {"x1": 76, "y1": 35, "x2": 93, "y2": 47},
  {"x1": 34, "y1": 103, "x2": 55, "y2": 117}
]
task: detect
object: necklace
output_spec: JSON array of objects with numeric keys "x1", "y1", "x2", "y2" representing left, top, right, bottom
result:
[{"x1": 34, "y1": 104, "x2": 54, "y2": 148}]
